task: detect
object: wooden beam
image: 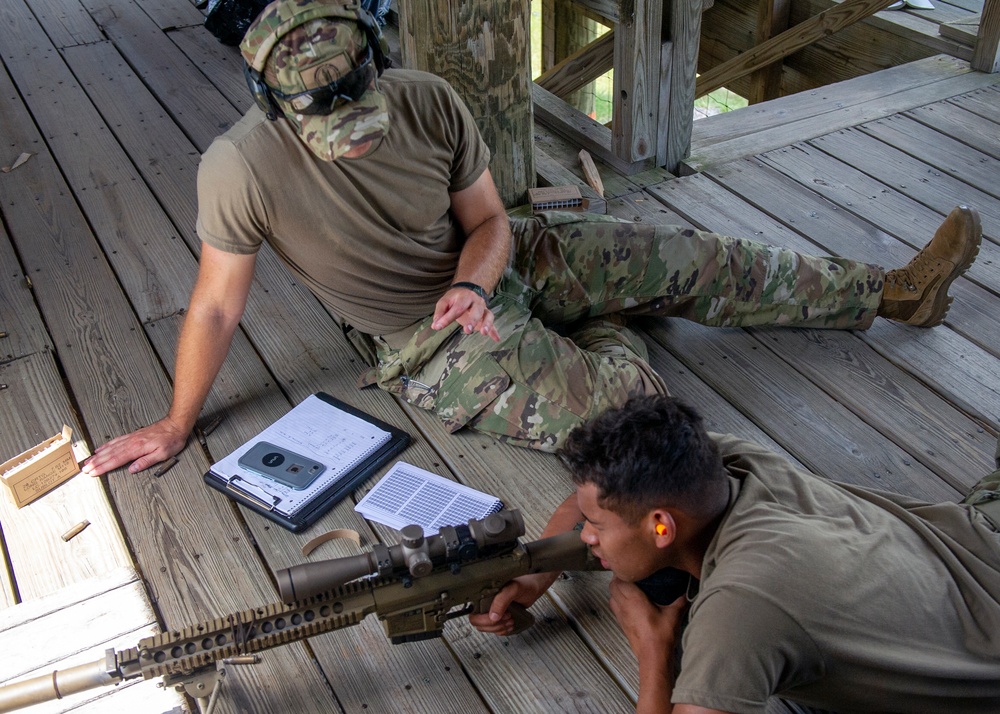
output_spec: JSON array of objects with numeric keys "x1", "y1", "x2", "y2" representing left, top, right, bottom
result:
[
  {"x1": 663, "y1": 0, "x2": 704, "y2": 171},
  {"x1": 748, "y1": 0, "x2": 792, "y2": 103},
  {"x1": 532, "y1": 83, "x2": 656, "y2": 175},
  {"x1": 536, "y1": 31, "x2": 615, "y2": 98},
  {"x1": 613, "y1": 0, "x2": 663, "y2": 162},
  {"x1": 399, "y1": 0, "x2": 534, "y2": 207},
  {"x1": 695, "y1": 0, "x2": 901, "y2": 99},
  {"x1": 973, "y1": 0, "x2": 1000, "y2": 72}
]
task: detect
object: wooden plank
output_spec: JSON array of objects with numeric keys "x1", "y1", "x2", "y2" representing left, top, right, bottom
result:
[
  {"x1": 132, "y1": 0, "x2": 204, "y2": 31},
  {"x1": 0, "y1": 220, "x2": 51, "y2": 362},
  {"x1": 906, "y1": 99, "x2": 1000, "y2": 159},
  {"x1": 1, "y1": 617, "x2": 185, "y2": 714},
  {"x1": 0, "y1": 578, "x2": 154, "y2": 681},
  {"x1": 0, "y1": 356, "x2": 135, "y2": 603},
  {"x1": 805, "y1": 127, "x2": 1000, "y2": 248},
  {"x1": 536, "y1": 30, "x2": 615, "y2": 99},
  {"x1": 758, "y1": 140, "x2": 1000, "y2": 286},
  {"x1": 658, "y1": 177, "x2": 989, "y2": 488},
  {"x1": 0, "y1": 10, "x2": 340, "y2": 712},
  {"x1": 748, "y1": 0, "x2": 793, "y2": 103},
  {"x1": 663, "y1": 0, "x2": 704, "y2": 171},
  {"x1": 1, "y1": 32, "x2": 197, "y2": 323},
  {"x1": 689, "y1": 54, "x2": 970, "y2": 149},
  {"x1": 695, "y1": 0, "x2": 904, "y2": 98},
  {"x1": 21, "y1": 0, "x2": 104, "y2": 48},
  {"x1": 168, "y1": 25, "x2": 254, "y2": 113},
  {"x1": 649, "y1": 318, "x2": 965, "y2": 498},
  {"x1": 533, "y1": 83, "x2": 656, "y2": 175},
  {"x1": 78, "y1": 0, "x2": 242, "y2": 152},
  {"x1": 702, "y1": 158, "x2": 1000, "y2": 357},
  {"x1": 660, "y1": 167, "x2": 995, "y2": 483},
  {"x1": 946, "y1": 82, "x2": 1000, "y2": 121},
  {"x1": 612, "y1": 0, "x2": 662, "y2": 162},
  {"x1": 683, "y1": 61, "x2": 1000, "y2": 173},
  {"x1": 973, "y1": 0, "x2": 1000, "y2": 71},
  {"x1": 754, "y1": 144, "x2": 1000, "y2": 426},
  {"x1": 940, "y1": 14, "x2": 981, "y2": 45},
  {"x1": 858, "y1": 112, "x2": 1000, "y2": 199}
]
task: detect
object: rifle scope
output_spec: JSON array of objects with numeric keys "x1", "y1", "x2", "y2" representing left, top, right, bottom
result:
[{"x1": 276, "y1": 510, "x2": 526, "y2": 602}]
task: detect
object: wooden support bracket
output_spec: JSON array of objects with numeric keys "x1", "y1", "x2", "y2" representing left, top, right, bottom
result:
[{"x1": 695, "y1": 0, "x2": 903, "y2": 99}]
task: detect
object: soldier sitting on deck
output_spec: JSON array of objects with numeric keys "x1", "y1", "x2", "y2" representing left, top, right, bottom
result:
[
  {"x1": 473, "y1": 395, "x2": 1000, "y2": 714},
  {"x1": 83, "y1": 0, "x2": 982, "y2": 476}
]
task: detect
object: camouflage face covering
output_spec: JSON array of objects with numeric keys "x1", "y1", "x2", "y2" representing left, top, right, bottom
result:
[{"x1": 240, "y1": 0, "x2": 389, "y2": 161}]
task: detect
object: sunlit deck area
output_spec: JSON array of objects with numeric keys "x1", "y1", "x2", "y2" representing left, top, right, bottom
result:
[{"x1": 1, "y1": 0, "x2": 998, "y2": 711}]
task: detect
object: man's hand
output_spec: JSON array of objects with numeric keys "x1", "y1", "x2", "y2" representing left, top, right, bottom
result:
[
  {"x1": 609, "y1": 576, "x2": 687, "y2": 662},
  {"x1": 81, "y1": 417, "x2": 189, "y2": 477},
  {"x1": 469, "y1": 572, "x2": 558, "y2": 635},
  {"x1": 431, "y1": 286, "x2": 500, "y2": 341}
]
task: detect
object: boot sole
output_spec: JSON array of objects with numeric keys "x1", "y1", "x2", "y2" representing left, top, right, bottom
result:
[{"x1": 913, "y1": 206, "x2": 982, "y2": 327}]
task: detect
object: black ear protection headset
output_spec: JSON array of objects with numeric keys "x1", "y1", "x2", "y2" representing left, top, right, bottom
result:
[{"x1": 242, "y1": 3, "x2": 389, "y2": 121}]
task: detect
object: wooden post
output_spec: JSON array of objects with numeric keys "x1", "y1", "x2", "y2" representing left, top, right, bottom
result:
[
  {"x1": 748, "y1": 0, "x2": 791, "y2": 103},
  {"x1": 973, "y1": 0, "x2": 1000, "y2": 73},
  {"x1": 399, "y1": 0, "x2": 534, "y2": 207},
  {"x1": 542, "y1": 0, "x2": 599, "y2": 117}
]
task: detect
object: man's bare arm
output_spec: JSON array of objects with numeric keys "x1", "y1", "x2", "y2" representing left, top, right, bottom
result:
[
  {"x1": 83, "y1": 244, "x2": 257, "y2": 476},
  {"x1": 432, "y1": 168, "x2": 512, "y2": 341}
]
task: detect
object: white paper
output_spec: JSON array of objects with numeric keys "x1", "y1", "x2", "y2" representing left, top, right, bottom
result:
[
  {"x1": 355, "y1": 461, "x2": 503, "y2": 535},
  {"x1": 211, "y1": 394, "x2": 391, "y2": 516}
]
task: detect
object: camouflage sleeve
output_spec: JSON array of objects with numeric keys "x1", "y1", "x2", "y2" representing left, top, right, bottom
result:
[{"x1": 195, "y1": 136, "x2": 268, "y2": 256}]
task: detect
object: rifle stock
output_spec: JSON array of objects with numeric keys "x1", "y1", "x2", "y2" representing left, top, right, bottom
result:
[{"x1": 0, "y1": 510, "x2": 600, "y2": 713}]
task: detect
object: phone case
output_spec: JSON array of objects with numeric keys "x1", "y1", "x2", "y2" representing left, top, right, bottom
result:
[{"x1": 238, "y1": 441, "x2": 327, "y2": 490}]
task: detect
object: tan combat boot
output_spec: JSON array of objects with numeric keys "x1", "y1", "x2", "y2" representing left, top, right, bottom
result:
[{"x1": 878, "y1": 205, "x2": 982, "y2": 327}]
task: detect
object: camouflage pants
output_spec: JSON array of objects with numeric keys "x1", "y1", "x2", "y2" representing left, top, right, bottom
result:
[
  {"x1": 962, "y1": 438, "x2": 1000, "y2": 530},
  {"x1": 371, "y1": 211, "x2": 885, "y2": 451}
]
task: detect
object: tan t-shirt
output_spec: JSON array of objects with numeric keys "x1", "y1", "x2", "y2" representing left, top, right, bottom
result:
[
  {"x1": 195, "y1": 69, "x2": 491, "y2": 334},
  {"x1": 674, "y1": 435, "x2": 1000, "y2": 713}
]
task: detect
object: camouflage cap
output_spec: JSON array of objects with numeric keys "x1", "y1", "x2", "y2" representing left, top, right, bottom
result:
[{"x1": 240, "y1": 0, "x2": 389, "y2": 161}]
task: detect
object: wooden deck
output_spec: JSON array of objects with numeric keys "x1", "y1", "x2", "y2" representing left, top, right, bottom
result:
[{"x1": 1, "y1": 0, "x2": 999, "y2": 712}]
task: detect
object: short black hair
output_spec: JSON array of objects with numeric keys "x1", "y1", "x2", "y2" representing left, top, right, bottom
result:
[{"x1": 559, "y1": 396, "x2": 727, "y2": 523}]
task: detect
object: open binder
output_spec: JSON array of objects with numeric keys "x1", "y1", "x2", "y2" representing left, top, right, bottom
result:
[{"x1": 204, "y1": 392, "x2": 409, "y2": 532}]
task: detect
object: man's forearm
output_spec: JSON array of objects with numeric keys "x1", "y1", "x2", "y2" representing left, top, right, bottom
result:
[
  {"x1": 452, "y1": 213, "x2": 512, "y2": 293},
  {"x1": 166, "y1": 305, "x2": 242, "y2": 433}
]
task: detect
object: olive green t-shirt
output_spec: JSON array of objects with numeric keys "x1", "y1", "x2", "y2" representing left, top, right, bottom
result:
[
  {"x1": 674, "y1": 435, "x2": 1000, "y2": 713},
  {"x1": 195, "y1": 69, "x2": 491, "y2": 334}
]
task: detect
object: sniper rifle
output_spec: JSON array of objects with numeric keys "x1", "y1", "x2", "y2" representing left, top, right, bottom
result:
[{"x1": 0, "y1": 510, "x2": 601, "y2": 713}]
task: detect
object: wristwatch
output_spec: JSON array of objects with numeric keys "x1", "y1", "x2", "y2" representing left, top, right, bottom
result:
[{"x1": 451, "y1": 281, "x2": 489, "y2": 301}]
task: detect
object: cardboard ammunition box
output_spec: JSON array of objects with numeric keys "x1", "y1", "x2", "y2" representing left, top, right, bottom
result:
[
  {"x1": 528, "y1": 185, "x2": 588, "y2": 213},
  {"x1": 1, "y1": 426, "x2": 80, "y2": 508}
]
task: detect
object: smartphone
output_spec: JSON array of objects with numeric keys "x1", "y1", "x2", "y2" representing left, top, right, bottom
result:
[{"x1": 238, "y1": 442, "x2": 327, "y2": 490}]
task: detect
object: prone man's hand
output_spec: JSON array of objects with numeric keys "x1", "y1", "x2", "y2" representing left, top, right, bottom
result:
[
  {"x1": 81, "y1": 417, "x2": 189, "y2": 477},
  {"x1": 609, "y1": 577, "x2": 688, "y2": 663},
  {"x1": 469, "y1": 572, "x2": 559, "y2": 636},
  {"x1": 431, "y1": 286, "x2": 500, "y2": 342}
]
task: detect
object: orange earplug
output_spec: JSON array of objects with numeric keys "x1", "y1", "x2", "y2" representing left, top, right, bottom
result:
[{"x1": 655, "y1": 523, "x2": 668, "y2": 536}]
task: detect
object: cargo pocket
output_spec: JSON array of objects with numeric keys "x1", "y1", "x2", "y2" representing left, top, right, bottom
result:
[{"x1": 399, "y1": 348, "x2": 511, "y2": 434}]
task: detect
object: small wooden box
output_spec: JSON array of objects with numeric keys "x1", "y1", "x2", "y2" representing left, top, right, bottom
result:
[
  {"x1": 1, "y1": 426, "x2": 80, "y2": 508},
  {"x1": 527, "y1": 185, "x2": 588, "y2": 213}
]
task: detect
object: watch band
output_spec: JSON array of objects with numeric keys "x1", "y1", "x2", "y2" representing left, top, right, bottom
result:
[{"x1": 451, "y1": 281, "x2": 488, "y2": 301}]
